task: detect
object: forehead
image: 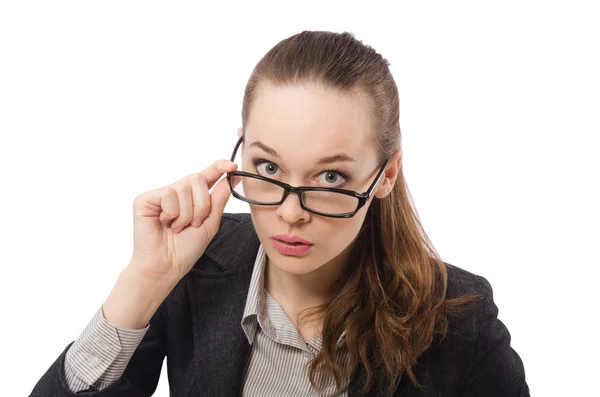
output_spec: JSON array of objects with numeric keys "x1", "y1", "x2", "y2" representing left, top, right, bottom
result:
[{"x1": 245, "y1": 81, "x2": 374, "y2": 161}]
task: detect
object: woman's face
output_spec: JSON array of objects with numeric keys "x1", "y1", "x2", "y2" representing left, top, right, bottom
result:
[{"x1": 238, "y1": 81, "x2": 395, "y2": 277}]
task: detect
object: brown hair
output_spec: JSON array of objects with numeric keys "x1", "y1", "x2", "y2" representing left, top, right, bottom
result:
[{"x1": 240, "y1": 31, "x2": 481, "y2": 396}]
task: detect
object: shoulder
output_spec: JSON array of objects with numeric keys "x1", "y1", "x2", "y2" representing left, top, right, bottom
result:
[
  {"x1": 444, "y1": 261, "x2": 492, "y2": 302},
  {"x1": 437, "y1": 261, "x2": 510, "y2": 355},
  {"x1": 428, "y1": 261, "x2": 501, "y2": 349},
  {"x1": 437, "y1": 262, "x2": 530, "y2": 394}
]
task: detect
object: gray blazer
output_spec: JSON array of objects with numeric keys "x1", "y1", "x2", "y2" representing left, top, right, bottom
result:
[{"x1": 29, "y1": 212, "x2": 530, "y2": 396}]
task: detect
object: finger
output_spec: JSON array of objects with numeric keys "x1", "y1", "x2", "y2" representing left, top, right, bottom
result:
[
  {"x1": 157, "y1": 187, "x2": 180, "y2": 224},
  {"x1": 189, "y1": 175, "x2": 210, "y2": 227},
  {"x1": 198, "y1": 159, "x2": 238, "y2": 190},
  {"x1": 170, "y1": 184, "x2": 193, "y2": 233}
]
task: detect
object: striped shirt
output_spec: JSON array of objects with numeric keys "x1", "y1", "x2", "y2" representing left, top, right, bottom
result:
[
  {"x1": 240, "y1": 243, "x2": 350, "y2": 395},
  {"x1": 63, "y1": 243, "x2": 350, "y2": 395}
]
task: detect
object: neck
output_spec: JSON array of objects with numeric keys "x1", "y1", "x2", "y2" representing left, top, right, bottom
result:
[{"x1": 264, "y1": 244, "x2": 354, "y2": 315}]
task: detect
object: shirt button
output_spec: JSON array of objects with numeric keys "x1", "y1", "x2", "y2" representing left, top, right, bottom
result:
[{"x1": 84, "y1": 353, "x2": 100, "y2": 367}]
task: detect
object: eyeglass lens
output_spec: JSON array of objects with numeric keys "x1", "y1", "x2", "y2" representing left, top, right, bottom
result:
[{"x1": 230, "y1": 174, "x2": 359, "y2": 215}]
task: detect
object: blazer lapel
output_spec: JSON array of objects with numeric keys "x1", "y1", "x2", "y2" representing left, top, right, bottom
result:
[
  {"x1": 183, "y1": 214, "x2": 261, "y2": 397},
  {"x1": 185, "y1": 266, "x2": 254, "y2": 397}
]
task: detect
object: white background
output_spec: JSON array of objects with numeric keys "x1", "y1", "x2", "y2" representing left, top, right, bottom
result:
[{"x1": 1, "y1": 1, "x2": 598, "y2": 395}]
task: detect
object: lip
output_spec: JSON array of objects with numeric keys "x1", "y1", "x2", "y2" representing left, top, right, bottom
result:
[
  {"x1": 272, "y1": 234, "x2": 313, "y2": 245},
  {"x1": 271, "y1": 238, "x2": 313, "y2": 256}
]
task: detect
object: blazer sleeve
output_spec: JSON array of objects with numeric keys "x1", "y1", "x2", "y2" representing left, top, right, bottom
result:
[
  {"x1": 28, "y1": 298, "x2": 168, "y2": 397},
  {"x1": 460, "y1": 276, "x2": 530, "y2": 397}
]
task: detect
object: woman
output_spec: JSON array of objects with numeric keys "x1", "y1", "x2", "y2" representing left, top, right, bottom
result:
[{"x1": 30, "y1": 31, "x2": 529, "y2": 396}]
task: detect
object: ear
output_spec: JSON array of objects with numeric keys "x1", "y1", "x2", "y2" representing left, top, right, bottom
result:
[
  {"x1": 237, "y1": 127, "x2": 244, "y2": 138},
  {"x1": 374, "y1": 150, "x2": 402, "y2": 199}
]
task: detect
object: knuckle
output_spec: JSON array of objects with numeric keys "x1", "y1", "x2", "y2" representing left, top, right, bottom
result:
[
  {"x1": 163, "y1": 188, "x2": 179, "y2": 215},
  {"x1": 164, "y1": 186, "x2": 177, "y2": 197},
  {"x1": 193, "y1": 173, "x2": 208, "y2": 186},
  {"x1": 195, "y1": 201, "x2": 210, "y2": 217},
  {"x1": 183, "y1": 172, "x2": 203, "y2": 184},
  {"x1": 180, "y1": 183, "x2": 192, "y2": 193},
  {"x1": 177, "y1": 185, "x2": 193, "y2": 222}
]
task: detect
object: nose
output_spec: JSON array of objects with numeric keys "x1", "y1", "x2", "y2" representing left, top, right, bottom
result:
[{"x1": 276, "y1": 191, "x2": 310, "y2": 224}]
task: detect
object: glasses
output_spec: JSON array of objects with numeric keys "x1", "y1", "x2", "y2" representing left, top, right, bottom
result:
[{"x1": 226, "y1": 135, "x2": 390, "y2": 218}]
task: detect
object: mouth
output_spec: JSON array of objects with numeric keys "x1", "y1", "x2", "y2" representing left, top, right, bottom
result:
[
  {"x1": 271, "y1": 238, "x2": 314, "y2": 256},
  {"x1": 274, "y1": 239, "x2": 310, "y2": 245},
  {"x1": 271, "y1": 234, "x2": 314, "y2": 245}
]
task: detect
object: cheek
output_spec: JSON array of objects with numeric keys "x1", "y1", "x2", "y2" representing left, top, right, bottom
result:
[
  {"x1": 310, "y1": 218, "x2": 364, "y2": 258},
  {"x1": 326, "y1": 218, "x2": 363, "y2": 245},
  {"x1": 249, "y1": 208, "x2": 266, "y2": 235},
  {"x1": 249, "y1": 207, "x2": 365, "y2": 253},
  {"x1": 249, "y1": 207, "x2": 276, "y2": 242}
]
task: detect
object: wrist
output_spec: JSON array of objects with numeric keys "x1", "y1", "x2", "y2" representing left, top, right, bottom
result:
[{"x1": 103, "y1": 265, "x2": 178, "y2": 329}]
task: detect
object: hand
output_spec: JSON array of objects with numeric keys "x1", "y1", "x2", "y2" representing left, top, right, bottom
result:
[{"x1": 128, "y1": 159, "x2": 239, "y2": 282}]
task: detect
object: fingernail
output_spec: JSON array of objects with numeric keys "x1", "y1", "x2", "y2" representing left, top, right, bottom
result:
[{"x1": 192, "y1": 218, "x2": 202, "y2": 227}]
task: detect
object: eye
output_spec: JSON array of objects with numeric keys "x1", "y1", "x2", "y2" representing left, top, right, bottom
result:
[
  {"x1": 317, "y1": 170, "x2": 348, "y2": 188},
  {"x1": 253, "y1": 159, "x2": 282, "y2": 178},
  {"x1": 252, "y1": 158, "x2": 351, "y2": 188}
]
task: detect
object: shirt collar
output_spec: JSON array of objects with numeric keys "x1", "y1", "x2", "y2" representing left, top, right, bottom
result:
[{"x1": 240, "y1": 243, "x2": 267, "y2": 345}]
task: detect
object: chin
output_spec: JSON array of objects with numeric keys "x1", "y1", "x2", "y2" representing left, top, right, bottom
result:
[{"x1": 265, "y1": 247, "x2": 322, "y2": 275}]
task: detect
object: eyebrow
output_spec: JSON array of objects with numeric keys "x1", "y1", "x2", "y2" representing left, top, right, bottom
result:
[{"x1": 249, "y1": 140, "x2": 356, "y2": 164}]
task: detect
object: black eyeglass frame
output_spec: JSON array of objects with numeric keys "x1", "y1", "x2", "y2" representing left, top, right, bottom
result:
[{"x1": 226, "y1": 135, "x2": 390, "y2": 218}]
